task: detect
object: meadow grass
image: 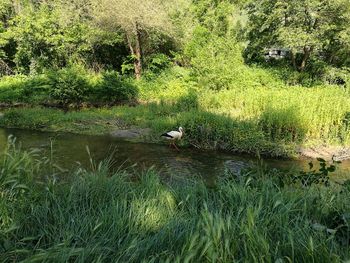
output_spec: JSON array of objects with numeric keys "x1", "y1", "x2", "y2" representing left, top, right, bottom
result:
[
  {"x1": 1, "y1": 86, "x2": 349, "y2": 156},
  {"x1": 0, "y1": 107, "x2": 117, "y2": 135},
  {"x1": 1, "y1": 66, "x2": 350, "y2": 156},
  {"x1": 0, "y1": 140, "x2": 349, "y2": 262}
]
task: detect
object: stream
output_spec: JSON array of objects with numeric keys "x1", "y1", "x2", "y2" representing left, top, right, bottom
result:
[{"x1": 0, "y1": 128, "x2": 349, "y2": 182}]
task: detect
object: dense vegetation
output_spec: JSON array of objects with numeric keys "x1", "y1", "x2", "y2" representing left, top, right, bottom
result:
[
  {"x1": 1, "y1": 2, "x2": 350, "y2": 261},
  {"x1": 1, "y1": 140, "x2": 349, "y2": 262},
  {"x1": 1, "y1": 0, "x2": 350, "y2": 156}
]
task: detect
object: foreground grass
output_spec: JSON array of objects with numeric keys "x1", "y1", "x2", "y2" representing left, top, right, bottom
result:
[{"x1": 1, "y1": 141, "x2": 350, "y2": 262}]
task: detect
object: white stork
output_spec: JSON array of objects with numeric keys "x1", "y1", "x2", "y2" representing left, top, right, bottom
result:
[{"x1": 161, "y1": 127, "x2": 183, "y2": 151}]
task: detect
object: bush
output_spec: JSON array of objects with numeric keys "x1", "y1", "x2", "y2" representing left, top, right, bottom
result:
[
  {"x1": 147, "y1": 53, "x2": 171, "y2": 73},
  {"x1": 184, "y1": 28, "x2": 285, "y2": 91},
  {"x1": 189, "y1": 34, "x2": 244, "y2": 90},
  {"x1": 21, "y1": 75, "x2": 51, "y2": 103},
  {"x1": 94, "y1": 71, "x2": 138, "y2": 103},
  {"x1": 0, "y1": 74, "x2": 50, "y2": 103},
  {"x1": 48, "y1": 66, "x2": 90, "y2": 106},
  {"x1": 175, "y1": 89, "x2": 199, "y2": 111},
  {"x1": 322, "y1": 67, "x2": 350, "y2": 87},
  {"x1": 0, "y1": 75, "x2": 29, "y2": 103}
]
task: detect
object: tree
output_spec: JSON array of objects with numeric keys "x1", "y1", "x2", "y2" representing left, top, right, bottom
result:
[
  {"x1": 245, "y1": 0, "x2": 350, "y2": 71},
  {"x1": 190, "y1": 0, "x2": 235, "y2": 36},
  {"x1": 0, "y1": 1, "x2": 93, "y2": 73},
  {"x1": 91, "y1": 0, "x2": 176, "y2": 79},
  {"x1": 0, "y1": 0, "x2": 15, "y2": 74}
]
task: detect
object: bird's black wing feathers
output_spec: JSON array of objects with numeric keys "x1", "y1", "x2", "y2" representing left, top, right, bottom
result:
[{"x1": 161, "y1": 133, "x2": 173, "y2": 138}]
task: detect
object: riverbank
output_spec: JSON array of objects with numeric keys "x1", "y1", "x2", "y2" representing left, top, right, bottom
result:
[
  {"x1": 1, "y1": 141, "x2": 349, "y2": 262},
  {"x1": 1, "y1": 105, "x2": 350, "y2": 160},
  {"x1": 1, "y1": 65, "x2": 350, "y2": 159}
]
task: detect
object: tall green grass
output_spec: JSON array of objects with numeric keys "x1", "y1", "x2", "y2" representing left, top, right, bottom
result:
[
  {"x1": 1, "y1": 141, "x2": 349, "y2": 262},
  {"x1": 134, "y1": 66, "x2": 350, "y2": 150},
  {"x1": 199, "y1": 85, "x2": 350, "y2": 144},
  {"x1": 0, "y1": 108, "x2": 116, "y2": 134},
  {"x1": 1, "y1": 65, "x2": 350, "y2": 156}
]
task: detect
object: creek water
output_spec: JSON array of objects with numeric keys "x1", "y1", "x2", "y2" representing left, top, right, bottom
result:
[{"x1": 0, "y1": 128, "x2": 349, "y2": 182}]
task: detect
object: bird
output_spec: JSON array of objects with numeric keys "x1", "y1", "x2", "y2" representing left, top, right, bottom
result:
[{"x1": 161, "y1": 127, "x2": 184, "y2": 151}]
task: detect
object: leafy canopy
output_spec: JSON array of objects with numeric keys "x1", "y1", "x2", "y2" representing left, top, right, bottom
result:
[{"x1": 245, "y1": 0, "x2": 350, "y2": 70}]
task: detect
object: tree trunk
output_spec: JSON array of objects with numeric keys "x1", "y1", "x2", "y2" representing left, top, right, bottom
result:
[
  {"x1": 291, "y1": 50, "x2": 297, "y2": 70},
  {"x1": 299, "y1": 46, "x2": 312, "y2": 72},
  {"x1": 134, "y1": 27, "x2": 142, "y2": 80},
  {"x1": 125, "y1": 23, "x2": 142, "y2": 80}
]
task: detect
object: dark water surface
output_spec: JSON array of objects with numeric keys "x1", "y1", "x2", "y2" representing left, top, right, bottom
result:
[{"x1": 0, "y1": 128, "x2": 349, "y2": 182}]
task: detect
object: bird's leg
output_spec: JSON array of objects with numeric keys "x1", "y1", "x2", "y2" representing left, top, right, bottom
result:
[{"x1": 173, "y1": 142, "x2": 180, "y2": 151}]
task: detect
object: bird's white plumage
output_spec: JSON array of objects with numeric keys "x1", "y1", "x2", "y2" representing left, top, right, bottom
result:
[
  {"x1": 165, "y1": 130, "x2": 182, "y2": 140},
  {"x1": 162, "y1": 127, "x2": 183, "y2": 140},
  {"x1": 161, "y1": 127, "x2": 183, "y2": 151}
]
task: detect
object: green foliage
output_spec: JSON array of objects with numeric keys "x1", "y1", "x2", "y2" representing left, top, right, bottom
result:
[
  {"x1": 185, "y1": 29, "x2": 245, "y2": 90},
  {"x1": 183, "y1": 26, "x2": 289, "y2": 91},
  {"x1": 94, "y1": 71, "x2": 138, "y2": 103},
  {"x1": 259, "y1": 106, "x2": 307, "y2": 142},
  {"x1": 121, "y1": 55, "x2": 136, "y2": 75},
  {"x1": 0, "y1": 0, "x2": 14, "y2": 61},
  {"x1": 0, "y1": 144, "x2": 349, "y2": 262},
  {"x1": 0, "y1": 0, "x2": 350, "y2": 156},
  {"x1": 0, "y1": 74, "x2": 49, "y2": 103},
  {"x1": 244, "y1": 0, "x2": 350, "y2": 71},
  {"x1": 92, "y1": 0, "x2": 178, "y2": 78},
  {"x1": 2, "y1": 75, "x2": 350, "y2": 156},
  {"x1": 323, "y1": 67, "x2": 350, "y2": 87},
  {"x1": 0, "y1": 75, "x2": 28, "y2": 102},
  {"x1": 0, "y1": 107, "x2": 114, "y2": 134},
  {"x1": 175, "y1": 89, "x2": 199, "y2": 111},
  {"x1": 3, "y1": 5, "x2": 89, "y2": 73},
  {"x1": 48, "y1": 66, "x2": 90, "y2": 106},
  {"x1": 292, "y1": 158, "x2": 340, "y2": 187},
  {"x1": 178, "y1": 110, "x2": 269, "y2": 153},
  {"x1": 190, "y1": 0, "x2": 236, "y2": 35},
  {"x1": 147, "y1": 53, "x2": 172, "y2": 73},
  {"x1": 137, "y1": 66, "x2": 194, "y2": 102},
  {"x1": 4, "y1": 110, "x2": 50, "y2": 130},
  {"x1": 0, "y1": 69, "x2": 140, "y2": 106},
  {"x1": 0, "y1": 1, "x2": 127, "y2": 74}
]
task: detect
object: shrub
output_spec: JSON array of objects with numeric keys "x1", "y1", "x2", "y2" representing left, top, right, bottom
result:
[
  {"x1": 175, "y1": 89, "x2": 199, "y2": 111},
  {"x1": 147, "y1": 53, "x2": 171, "y2": 73},
  {"x1": 322, "y1": 67, "x2": 350, "y2": 87},
  {"x1": 94, "y1": 71, "x2": 138, "y2": 103},
  {"x1": 21, "y1": 75, "x2": 50, "y2": 103},
  {"x1": 48, "y1": 66, "x2": 90, "y2": 106},
  {"x1": 190, "y1": 35, "x2": 244, "y2": 90},
  {"x1": 0, "y1": 74, "x2": 50, "y2": 103},
  {"x1": 0, "y1": 75, "x2": 28, "y2": 103},
  {"x1": 184, "y1": 29, "x2": 285, "y2": 91}
]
